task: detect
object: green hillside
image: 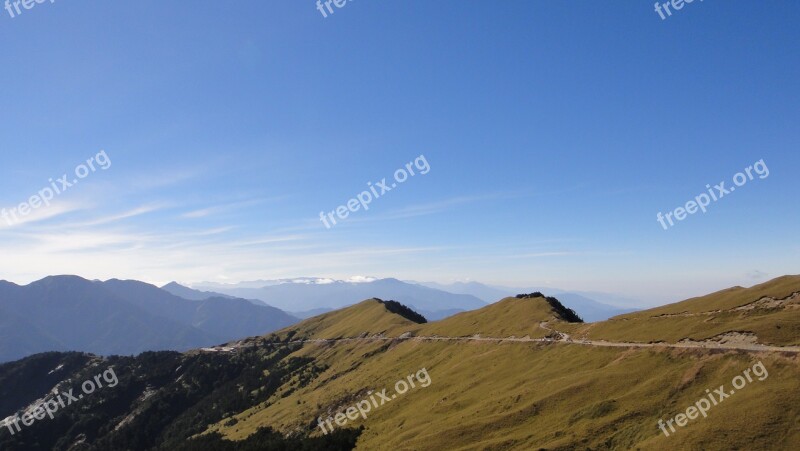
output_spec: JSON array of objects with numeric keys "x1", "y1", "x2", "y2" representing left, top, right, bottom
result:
[
  {"x1": 418, "y1": 294, "x2": 579, "y2": 338},
  {"x1": 575, "y1": 274, "x2": 800, "y2": 346},
  {"x1": 273, "y1": 299, "x2": 425, "y2": 340},
  {"x1": 621, "y1": 275, "x2": 800, "y2": 317},
  {"x1": 1, "y1": 277, "x2": 798, "y2": 450},
  {"x1": 213, "y1": 341, "x2": 798, "y2": 450}
]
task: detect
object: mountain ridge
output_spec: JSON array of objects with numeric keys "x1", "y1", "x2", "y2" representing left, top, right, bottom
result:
[
  {"x1": 416, "y1": 280, "x2": 639, "y2": 321},
  {"x1": 0, "y1": 276, "x2": 299, "y2": 363},
  {"x1": 0, "y1": 275, "x2": 798, "y2": 450},
  {"x1": 194, "y1": 277, "x2": 487, "y2": 318}
]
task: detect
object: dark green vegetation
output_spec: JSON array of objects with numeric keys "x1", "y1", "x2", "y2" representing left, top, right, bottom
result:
[
  {"x1": 542, "y1": 296, "x2": 583, "y2": 323},
  {"x1": 1, "y1": 275, "x2": 798, "y2": 450},
  {"x1": 0, "y1": 346, "x2": 360, "y2": 450},
  {"x1": 376, "y1": 299, "x2": 428, "y2": 324},
  {"x1": 516, "y1": 293, "x2": 583, "y2": 323},
  {"x1": 171, "y1": 427, "x2": 362, "y2": 451}
]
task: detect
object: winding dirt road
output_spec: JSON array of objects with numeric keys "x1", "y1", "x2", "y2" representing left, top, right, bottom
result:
[
  {"x1": 198, "y1": 293, "x2": 800, "y2": 355},
  {"x1": 202, "y1": 325, "x2": 800, "y2": 354}
]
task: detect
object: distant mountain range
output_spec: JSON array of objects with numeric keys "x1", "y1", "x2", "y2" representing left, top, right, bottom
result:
[
  {"x1": 193, "y1": 278, "x2": 488, "y2": 321},
  {"x1": 0, "y1": 275, "x2": 639, "y2": 364},
  {"x1": 1, "y1": 275, "x2": 797, "y2": 450},
  {"x1": 191, "y1": 277, "x2": 639, "y2": 322},
  {"x1": 416, "y1": 281, "x2": 638, "y2": 321},
  {"x1": 0, "y1": 276, "x2": 298, "y2": 363}
]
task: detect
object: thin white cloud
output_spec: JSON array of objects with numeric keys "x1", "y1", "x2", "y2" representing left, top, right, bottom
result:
[
  {"x1": 385, "y1": 195, "x2": 498, "y2": 219},
  {"x1": 335, "y1": 193, "x2": 508, "y2": 226},
  {"x1": 229, "y1": 234, "x2": 308, "y2": 247},
  {"x1": 506, "y1": 252, "x2": 577, "y2": 259},
  {"x1": 64, "y1": 204, "x2": 167, "y2": 227},
  {"x1": 126, "y1": 166, "x2": 209, "y2": 191},
  {"x1": 181, "y1": 197, "x2": 285, "y2": 219},
  {"x1": 0, "y1": 201, "x2": 86, "y2": 230},
  {"x1": 182, "y1": 208, "x2": 213, "y2": 219}
]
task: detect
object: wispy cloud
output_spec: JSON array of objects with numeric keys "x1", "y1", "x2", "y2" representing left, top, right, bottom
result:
[
  {"x1": 181, "y1": 197, "x2": 285, "y2": 219},
  {"x1": 229, "y1": 233, "x2": 309, "y2": 247},
  {"x1": 340, "y1": 193, "x2": 508, "y2": 225},
  {"x1": 124, "y1": 166, "x2": 209, "y2": 192},
  {"x1": 506, "y1": 251, "x2": 578, "y2": 259},
  {"x1": 385, "y1": 194, "x2": 500, "y2": 219},
  {"x1": 63, "y1": 204, "x2": 167, "y2": 228},
  {"x1": 0, "y1": 201, "x2": 87, "y2": 230}
]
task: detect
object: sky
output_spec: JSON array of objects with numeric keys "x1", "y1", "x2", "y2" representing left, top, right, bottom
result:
[{"x1": 0, "y1": 1, "x2": 797, "y2": 306}]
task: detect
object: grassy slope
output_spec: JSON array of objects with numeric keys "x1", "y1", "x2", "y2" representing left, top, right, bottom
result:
[
  {"x1": 272, "y1": 299, "x2": 424, "y2": 340},
  {"x1": 418, "y1": 296, "x2": 564, "y2": 338},
  {"x1": 574, "y1": 275, "x2": 800, "y2": 346},
  {"x1": 211, "y1": 340, "x2": 799, "y2": 450},
  {"x1": 269, "y1": 294, "x2": 571, "y2": 341},
  {"x1": 202, "y1": 284, "x2": 800, "y2": 450},
  {"x1": 622, "y1": 275, "x2": 800, "y2": 317}
]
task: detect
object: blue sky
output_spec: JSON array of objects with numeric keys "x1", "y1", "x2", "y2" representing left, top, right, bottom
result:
[{"x1": 0, "y1": 1, "x2": 797, "y2": 305}]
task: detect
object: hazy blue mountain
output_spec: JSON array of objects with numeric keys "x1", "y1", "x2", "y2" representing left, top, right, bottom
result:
[
  {"x1": 288, "y1": 307, "x2": 335, "y2": 319},
  {"x1": 161, "y1": 281, "x2": 265, "y2": 306},
  {"x1": 417, "y1": 281, "x2": 512, "y2": 302},
  {"x1": 555, "y1": 290, "x2": 643, "y2": 309},
  {"x1": 545, "y1": 292, "x2": 638, "y2": 322},
  {"x1": 417, "y1": 308, "x2": 466, "y2": 322},
  {"x1": 100, "y1": 279, "x2": 299, "y2": 341},
  {"x1": 418, "y1": 281, "x2": 554, "y2": 303},
  {"x1": 192, "y1": 297, "x2": 299, "y2": 339},
  {"x1": 414, "y1": 280, "x2": 639, "y2": 322},
  {"x1": 0, "y1": 276, "x2": 300, "y2": 363},
  {"x1": 0, "y1": 276, "x2": 217, "y2": 363},
  {"x1": 196, "y1": 277, "x2": 340, "y2": 290},
  {"x1": 161, "y1": 281, "x2": 235, "y2": 301},
  {"x1": 194, "y1": 278, "x2": 486, "y2": 318},
  {"x1": 0, "y1": 302, "x2": 67, "y2": 362}
]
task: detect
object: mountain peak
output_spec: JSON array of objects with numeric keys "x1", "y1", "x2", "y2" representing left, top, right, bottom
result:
[
  {"x1": 32, "y1": 274, "x2": 92, "y2": 285},
  {"x1": 421, "y1": 294, "x2": 583, "y2": 337},
  {"x1": 374, "y1": 298, "x2": 427, "y2": 324},
  {"x1": 515, "y1": 293, "x2": 583, "y2": 323},
  {"x1": 273, "y1": 298, "x2": 426, "y2": 340}
]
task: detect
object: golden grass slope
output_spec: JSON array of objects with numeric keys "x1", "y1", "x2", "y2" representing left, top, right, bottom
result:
[
  {"x1": 202, "y1": 276, "x2": 800, "y2": 450},
  {"x1": 267, "y1": 294, "x2": 577, "y2": 342},
  {"x1": 209, "y1": 339, "x2": 799, "y2": 450},
  {"x1": 623, "y1": 275, "x2": 800, "y2": 317},
  {"x1": 418, "y1": 295, "x2": 573, "y2": 338},
  {"x1": 274, "y1": 299, "x2": 425, "y2": 339},
  {"x1": 575, "y1": 275, "x2": 800, "y2": 346}
]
